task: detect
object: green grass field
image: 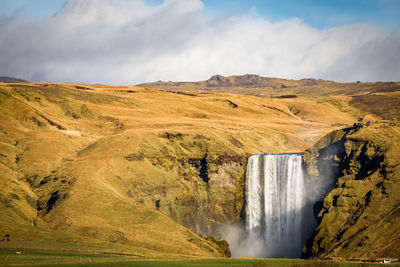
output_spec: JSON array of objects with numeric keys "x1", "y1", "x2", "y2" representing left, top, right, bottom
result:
[{"x1": 0, "y1": 250, "x2": 390, "y2": 267}]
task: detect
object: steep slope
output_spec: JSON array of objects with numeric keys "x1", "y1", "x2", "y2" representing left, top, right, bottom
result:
[
  {"x1": 349, "y1": 91, "x2": 400, "y2": 121},
  {"x1": 302, "y1": 124, "x2": 400, "y2": 260},
  {"x1": 0, "y1": 85, "x2": 227, "y2": 257},
  {"x1": 0, "y1": 82, "x2": 358, "y2": 255}
]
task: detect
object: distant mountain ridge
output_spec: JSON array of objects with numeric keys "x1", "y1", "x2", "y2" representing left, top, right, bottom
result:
[
  {"x1": 138, "y1": 74, "x2": 330, "y2": 89},
  {"x1": 0, "y1": 76, "x2": 30, "y2": 83},
  {"x1": 205, "y1": 74, "x2": 330, "y2": 88},
  {"x1": 137, "y1": 74, "x2": 400, "y2": 97}
]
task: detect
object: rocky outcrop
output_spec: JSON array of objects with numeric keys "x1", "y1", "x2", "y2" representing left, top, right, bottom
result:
[
  {"x1": 302, "y1": 124, "x2": 400, "y2": 260},
  {"x1": 25, "y1": 173, "x2": 76, "y2": 216}
]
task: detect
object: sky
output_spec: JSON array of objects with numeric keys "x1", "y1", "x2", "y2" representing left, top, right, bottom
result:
[{"x1": 0, "y1": 0, "x2": 399, "y2": 84}]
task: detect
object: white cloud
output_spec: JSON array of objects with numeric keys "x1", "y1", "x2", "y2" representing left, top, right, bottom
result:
[{"x1": 0, "y1": 0, "x2": 398, "y2": 84}]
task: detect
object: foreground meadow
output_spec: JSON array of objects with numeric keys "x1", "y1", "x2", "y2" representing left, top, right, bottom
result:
[{"x1": 0, "y1": 250, "x2": 388, "y2": 267}]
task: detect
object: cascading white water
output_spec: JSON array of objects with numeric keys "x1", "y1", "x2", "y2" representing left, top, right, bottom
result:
[{"x1": 245, "y1": 153, "x2": 305, "y2": 258}]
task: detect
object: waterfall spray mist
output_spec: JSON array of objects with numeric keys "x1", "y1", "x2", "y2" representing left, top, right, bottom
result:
[{"x1": 220, "y1": 153, "x2": 334, "y2": 258}]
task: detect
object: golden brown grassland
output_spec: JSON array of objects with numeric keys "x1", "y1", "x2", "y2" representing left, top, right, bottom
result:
[{"x1": 0, "y1": 79, "x2": 399, "y2": 259}]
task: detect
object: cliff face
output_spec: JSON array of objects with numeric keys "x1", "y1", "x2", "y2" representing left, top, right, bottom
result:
[
  {"x1": 122, "y1": 134, "x2": 249, "y2": 236},
  {"x1": 302, "y1": 124, "x2": 400, "y2": 260}
]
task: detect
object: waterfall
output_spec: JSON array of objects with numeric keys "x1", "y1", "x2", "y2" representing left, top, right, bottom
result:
[{"x1": 245, "y1": 153, "x2": 305, "y2": 258}]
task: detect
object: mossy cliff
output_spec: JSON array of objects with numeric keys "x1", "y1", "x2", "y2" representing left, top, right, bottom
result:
[
  {"x1": 122, "y1": 133, "x2": 249, "y2": 236},
  {"x1": 302, "y1": 124, "x2": 400, "y2": 260}
]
